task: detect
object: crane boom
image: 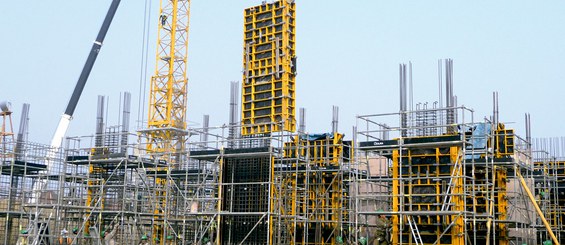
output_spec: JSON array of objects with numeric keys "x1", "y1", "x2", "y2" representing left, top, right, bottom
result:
[{"x1": 50, "y1": 0, "x2": 122, "y2": 151}]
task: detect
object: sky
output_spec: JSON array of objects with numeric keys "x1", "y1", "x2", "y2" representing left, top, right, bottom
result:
[{"x1": 0, "y1": 0, "x2": 564, "y2": 144}]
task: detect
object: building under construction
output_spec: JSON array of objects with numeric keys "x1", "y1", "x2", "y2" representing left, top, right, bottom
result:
[{"x1": 0, "y1": 0, "x2": 564, "y2": 245}]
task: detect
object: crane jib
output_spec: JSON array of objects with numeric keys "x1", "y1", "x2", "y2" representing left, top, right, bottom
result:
[{"x1": 63, "y1": 0, "x2": 121, "y2": 117}]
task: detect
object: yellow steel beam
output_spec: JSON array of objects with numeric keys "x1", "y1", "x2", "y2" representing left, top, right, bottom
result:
[{"x1": 515, "y1": 167, "x2": 560, "y2": 245}]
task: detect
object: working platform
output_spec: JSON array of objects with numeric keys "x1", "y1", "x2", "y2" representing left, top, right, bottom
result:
[
  {"x1": 1, "y1": 160, "x2": 47, "y2": 176},
  {"x1": 189, "y1": 146, "x2": 273, "y2": 161},
  {"x1": 66, "y1": 154, "x2": 166, "y2": 169}
]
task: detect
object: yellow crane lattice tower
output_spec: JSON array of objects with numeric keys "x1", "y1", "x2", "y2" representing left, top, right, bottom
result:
[
  {"x1": 146, "y1": 0, "x2": 190, "y2": 243},
  {"x1": 147, "y1": 0, "x2": 190, "y2": 157}
]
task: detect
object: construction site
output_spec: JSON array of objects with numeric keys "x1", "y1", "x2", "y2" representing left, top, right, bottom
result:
[{"x1": 1, "y1": 0, "x2": 564, "y2": 245}]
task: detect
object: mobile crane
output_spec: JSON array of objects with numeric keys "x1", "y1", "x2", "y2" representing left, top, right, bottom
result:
[{"x1": 29, "y1": 1, "x2": 121, "y2": 243}]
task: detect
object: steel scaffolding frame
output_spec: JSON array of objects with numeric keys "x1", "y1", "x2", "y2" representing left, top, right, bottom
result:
[
  {"x1": 1, "y1": 112, "x2": 562, "y2": 244},
  {"x1": 189, "y1": 122, "x2": 352, "y2": 245},
  {"x1": 0, "y1": 138, "x2": 49, "y2": 244},
  {"x1": 11, "y1": 128, "x2": 212, "y2": 244},
  {"x1": 354, "y1": 106, "x2": 541, "y2": 245},
  {"x1": 7, "y1": 121, "x2": 348, "y2": 244},
  {"x1": 533, "y1": 138, "x2": 565, "y2": 242}
]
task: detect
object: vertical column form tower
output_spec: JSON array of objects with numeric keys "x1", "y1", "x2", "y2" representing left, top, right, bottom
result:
[{"x1": 241, "y1": 0, "x2": 297, "y2": 136}]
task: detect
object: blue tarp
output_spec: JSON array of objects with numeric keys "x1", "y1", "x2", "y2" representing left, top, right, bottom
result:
[
  {"x1": 299, "y1": 133, "x2": 334, "y2": 141},
  {"x1": 471, "y1": 123, "x2": 491, "y2": 149},
  {"x1": 465, "y1": 122, "x2": 492, "y2": 159}
]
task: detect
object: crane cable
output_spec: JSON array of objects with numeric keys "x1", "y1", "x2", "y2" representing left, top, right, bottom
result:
[{"x1": 137, "y1": 0, "x2": 153, "y2": 130}]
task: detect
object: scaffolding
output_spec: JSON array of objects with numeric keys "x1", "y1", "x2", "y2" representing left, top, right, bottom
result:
[
  {"x1": 354, "y1": 105, "x2": 540, "y2": 245},
  {"x1": 282, "y1": 132, "x2": 352, "y2": 244},
  {"x1": 533, "y1": 138, "x2": 565, "y2": 242},
  {"x1": 189, "y1": 123, "x2": 352, "y2": 245},
  {"x1": 8, "y1": 127, "x2": 214, "y2": 244},
  {"x1": 0, "y1": 139, "x2": 50, "y2": 244},
  {"x1": 3, "y1": 108, "x2": 562, "y2": 244},
  {"x1": 3, "y1": 0, "x2": 565, "y2": 243},
  {"x1": 1, "y1": 120, "x2": 350, "y2": 244}
]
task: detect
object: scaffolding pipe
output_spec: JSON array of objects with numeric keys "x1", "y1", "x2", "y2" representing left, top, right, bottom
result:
[{"x1": 515, "y1": 167, "x2": 560, "y2": 245}]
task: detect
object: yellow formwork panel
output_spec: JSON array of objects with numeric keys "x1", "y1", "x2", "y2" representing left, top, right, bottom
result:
[
  {"x1": 84, "y1": 165, "x2": 106, "y2": 235},
  {"x1": 241, "y1": 0, "x2": 297, "y2": 136},
  {"x1": 284, "y1": 133, "x2": 344, "y2": 167},
  {"x1": 494, "y1": 124, "x2": 515, "y2": 158},
  {"x1": 282, "y1": 133, "x2": 347, "y2": 244},
  {"x1": 391, "y1": 144, "x2": 465, "y2": 245}
]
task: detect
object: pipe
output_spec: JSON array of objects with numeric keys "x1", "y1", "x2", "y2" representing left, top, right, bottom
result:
[
  {"x1": 445, "y1": 59, "x2": 456, "y2": 133},
  {"x1": 201, "y1": 115, "x2": 210, "y2": 149},
  {"x1": 438, "y1": 59, "x2": 442, "y2": 110},
  {"x1": 493, "y1": 92, "x2": 499, "y2": 126},
  {"x1": 15, "y1": 103, "x2": 30, "y2": 159},
  {"x1": 409, "y1": 61, "x2": 413, "y2": 112},
  {"x1": 228, "y1": 81, "x2": 239, "y2": 147},
  {"x1": 332, "y1": 106, "x2": 339, "y2": 133},
  {"x1": 400, "y1": 63, "x2": 407, "y2": 137},
  {"x1": 95, "y1": 95, "x2": 105, "y2": 151},
  {"x1": 121, "y1": 92, "x2": 131, "y2": 153},
  {"x1": 299, "y1": 107, "x2": 306, "y2": 133}
]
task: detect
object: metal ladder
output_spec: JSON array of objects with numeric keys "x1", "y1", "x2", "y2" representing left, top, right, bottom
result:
[{"x1": 407, "y1": 215, "x2": 424, "y2": 245}]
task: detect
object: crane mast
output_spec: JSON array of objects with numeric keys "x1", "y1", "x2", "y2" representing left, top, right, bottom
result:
[
  {"x1": 147, "y1": 0, "x2": 190, "y2": 156},
  {"x1": 146, "y1": 0, "x2": 190, "y2": 242}
]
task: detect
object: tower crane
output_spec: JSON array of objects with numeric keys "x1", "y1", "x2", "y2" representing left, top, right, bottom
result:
[{"x1": 145, "y1": 0, "x2": 191, "y2": 242}]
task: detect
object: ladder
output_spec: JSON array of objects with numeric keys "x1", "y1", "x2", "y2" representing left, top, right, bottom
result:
[{"x1": 407, "y1": 215, "x2": 424, "y2": 245}]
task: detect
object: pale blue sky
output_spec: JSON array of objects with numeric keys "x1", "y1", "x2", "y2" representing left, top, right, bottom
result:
[{"x1": 0, "y1": 1, "x2": 564, "y2": 144}]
